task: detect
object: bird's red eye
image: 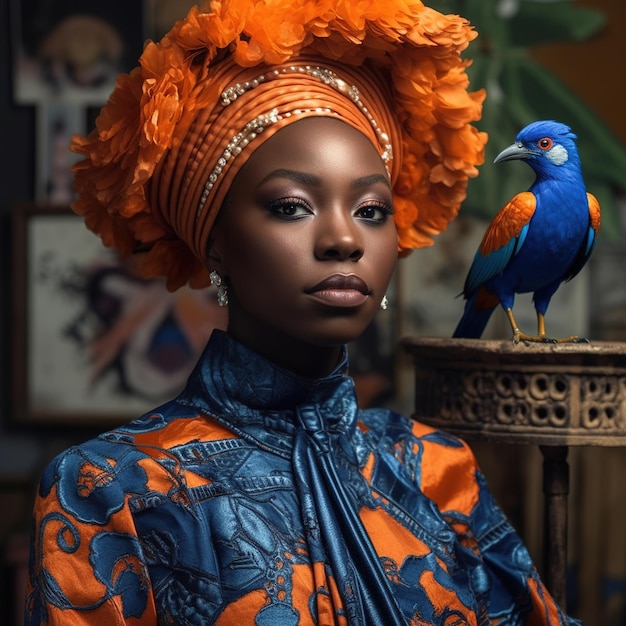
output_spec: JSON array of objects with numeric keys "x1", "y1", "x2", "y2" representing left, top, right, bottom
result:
[{"x1": 537, "y1": 138, "x2": 553, "y2": 150}]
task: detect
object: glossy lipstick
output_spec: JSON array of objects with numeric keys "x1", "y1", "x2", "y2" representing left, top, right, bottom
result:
[{"x1": 305, "y1": 274, "x2": 371, "y2": 307}]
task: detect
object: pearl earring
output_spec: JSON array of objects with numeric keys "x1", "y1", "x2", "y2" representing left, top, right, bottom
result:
[
  {"x1": 380, "y1": 295, "x2": 389, "y2": 310},
  {"x1": 210, "y1": 270, "x2": 229, "y2": 307}
]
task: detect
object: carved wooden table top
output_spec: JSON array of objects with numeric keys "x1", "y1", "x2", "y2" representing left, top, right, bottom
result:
[
  {"x1": 402, "y1": 337, "x2": 626, "y2": 447},
  {"x1": 401, "y1": 337, "x2": 626, "y2": 609}
]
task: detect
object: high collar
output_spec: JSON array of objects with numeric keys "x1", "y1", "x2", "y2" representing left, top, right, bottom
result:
[{"x1": 178, "y1": 330, "x2": 359, "y2": 456}]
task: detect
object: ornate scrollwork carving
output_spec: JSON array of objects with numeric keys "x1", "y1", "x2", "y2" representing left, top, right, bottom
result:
[{"x1": 403, "y1": 338, "x2": 626, "y2": 445}]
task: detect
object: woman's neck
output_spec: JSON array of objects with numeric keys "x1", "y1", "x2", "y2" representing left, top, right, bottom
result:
[{"x1": 225, "y1": 325, "x2": 345, "y2": 380}]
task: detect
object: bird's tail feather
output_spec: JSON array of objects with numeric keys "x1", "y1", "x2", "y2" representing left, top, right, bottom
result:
[{"x1": 452, "y1": 294, "x2": 496, "y2": 338}]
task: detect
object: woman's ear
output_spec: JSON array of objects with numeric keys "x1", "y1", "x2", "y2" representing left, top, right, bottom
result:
[
  {"x1": 206, "y1": 234, "x2": 225, "y2": 275},
  {"x1": 206, "y1": 198, "x2": 229, "y2": 275}
]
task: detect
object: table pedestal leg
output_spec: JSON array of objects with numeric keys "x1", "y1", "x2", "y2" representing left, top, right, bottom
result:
[{"x1": 540, "y1": 445, "x2": 569, "y2": 610}]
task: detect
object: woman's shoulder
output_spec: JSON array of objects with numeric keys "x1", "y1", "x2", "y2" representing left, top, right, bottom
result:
[
  {"x1": 359, "y1": 408, "x2": 481, "y2": 515},
  {"x1": 359, "y1": 407, "x2": 472, "y2": 452},
  {"x1": 38, "y1": 400, "x2": 239, "y2": 499}
]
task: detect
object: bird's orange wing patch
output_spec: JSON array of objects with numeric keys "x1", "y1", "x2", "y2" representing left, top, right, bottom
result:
[
  {"x1": 587, "y1": 192, "x2": 601, "y2": 234},
  {"x1": 479, "y1": 192, "x2": 536, "y2": 256},
  {"x1": 474, "y1": 286, "x2": 500, "y2": 311}
]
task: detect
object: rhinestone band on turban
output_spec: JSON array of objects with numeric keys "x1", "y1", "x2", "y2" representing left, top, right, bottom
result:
[{"x1": 70, "y1": 0, "x2": 487, "y2": 290}]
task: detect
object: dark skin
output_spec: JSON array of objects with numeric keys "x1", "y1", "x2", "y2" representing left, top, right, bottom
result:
[{"x1": 208, "y1": 117, "x2": 398, "y2": 379}]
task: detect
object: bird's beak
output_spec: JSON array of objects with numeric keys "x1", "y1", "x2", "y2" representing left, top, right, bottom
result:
[{"x1": 494, "y1": 142, "x2": 535, "y2": 164}]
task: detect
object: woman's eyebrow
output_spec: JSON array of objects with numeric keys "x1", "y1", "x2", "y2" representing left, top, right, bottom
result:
[
  {"x1": 258, "y1": 170, "x2": 391, "y2": 191},
  {"x1": 259, "y1": 169, "x2": 321, "y2": 187},
  {"x1": 352, "y1": 173, "x2": 391, "y2": 190}
]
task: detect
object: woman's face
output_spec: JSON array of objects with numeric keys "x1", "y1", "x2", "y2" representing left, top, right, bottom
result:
[{"x1": 210, "y1": 117, "x2": 398, "y2": 370}]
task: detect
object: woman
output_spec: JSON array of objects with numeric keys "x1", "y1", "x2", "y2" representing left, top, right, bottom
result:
[{"x1": 25, "y1": 0, "x2": 581, "y2": 623}]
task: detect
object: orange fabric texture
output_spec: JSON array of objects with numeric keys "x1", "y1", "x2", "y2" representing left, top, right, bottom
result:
[{"x1": 70, "y1": 0, "x2": 487, "y2": 290}]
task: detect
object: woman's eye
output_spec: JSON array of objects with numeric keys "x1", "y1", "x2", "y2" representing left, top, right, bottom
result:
[
  {"x1": 355, "y1": 202, "x2": 393, "y2": 223},
  {"x1": 267, "y1": 198, "x2": 312, "y2": 219}
]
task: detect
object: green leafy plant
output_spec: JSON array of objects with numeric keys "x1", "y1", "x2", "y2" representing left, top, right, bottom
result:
[{"x1": 430, "y1": 0, "x2": 626, "y2": 238}]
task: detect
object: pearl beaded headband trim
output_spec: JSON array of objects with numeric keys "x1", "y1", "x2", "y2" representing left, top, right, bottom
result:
[{"x1": 196, "y1": 65, "x2": 394, "y2": 220}]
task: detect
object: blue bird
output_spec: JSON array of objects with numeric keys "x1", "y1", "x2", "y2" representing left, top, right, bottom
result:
[{"x1": 453, "y1": 120, "x2": 601, "y2": 342}]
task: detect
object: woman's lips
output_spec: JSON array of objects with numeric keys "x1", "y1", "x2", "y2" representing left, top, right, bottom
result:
[{"x1": 305, "y1": 274, "x2": 371, "y2": 307}]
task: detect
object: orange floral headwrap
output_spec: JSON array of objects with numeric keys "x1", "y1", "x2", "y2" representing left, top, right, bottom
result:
[{"x1": 71, "y1": 0, "x2": 487, "y2": 290}]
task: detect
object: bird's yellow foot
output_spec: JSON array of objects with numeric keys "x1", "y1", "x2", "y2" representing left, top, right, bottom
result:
[
  {"x1": 512, "y1": 332, "x2": 556, "y2": 344},
  {"x1": 555, "y1": 336, "x2": 590, "y2": 344},
  {"x1": 512, "y1": 333, "x2": 590, "y2": 344},
  {"x1": 508, "y1": 311, "x2": 590, "y2": 344}
]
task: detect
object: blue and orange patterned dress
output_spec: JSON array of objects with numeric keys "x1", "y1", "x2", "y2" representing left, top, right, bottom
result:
[{"x1": 25, "y1": 330, "x2": 581, "y2": 625}]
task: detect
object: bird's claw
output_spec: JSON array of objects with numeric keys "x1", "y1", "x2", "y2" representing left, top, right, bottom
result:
[
  {"x1": 566, "y1": 336, "x2": 590, "y2": 344},
  {"x1": 512, "y1": 333, "x2": 589, "y2": 345},
  {"x1": 512, "y1": 332, "x2": 555, "y2": 344}
]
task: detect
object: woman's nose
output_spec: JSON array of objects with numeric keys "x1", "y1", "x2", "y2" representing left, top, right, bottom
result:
[{"x1": 314, "y1": 210, "x2": 364, "y2": 261}]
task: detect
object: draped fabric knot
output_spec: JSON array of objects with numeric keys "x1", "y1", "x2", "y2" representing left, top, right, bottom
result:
[
  {"x1": 292, "y1": 410, "x2": 408, "y2": 625},
  {"x1": 296, "y1": 404, "x2": 332, "y2": 456}
]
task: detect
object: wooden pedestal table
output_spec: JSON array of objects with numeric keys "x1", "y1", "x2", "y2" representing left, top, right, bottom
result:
[{"x1": 402, "y1": 337, "x2": 626, "y2": 610}]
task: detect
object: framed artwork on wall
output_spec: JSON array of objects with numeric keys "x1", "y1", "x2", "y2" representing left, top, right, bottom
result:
[
  {"x1": 35, "y1": 103, "x2": 85, "y2": 203},
  {"x1": 10, "y1": 0, "x2": 144, "y2": 106},
  {"x1": 12, "y1": 205, "x2": 227, "y2": 425}
]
